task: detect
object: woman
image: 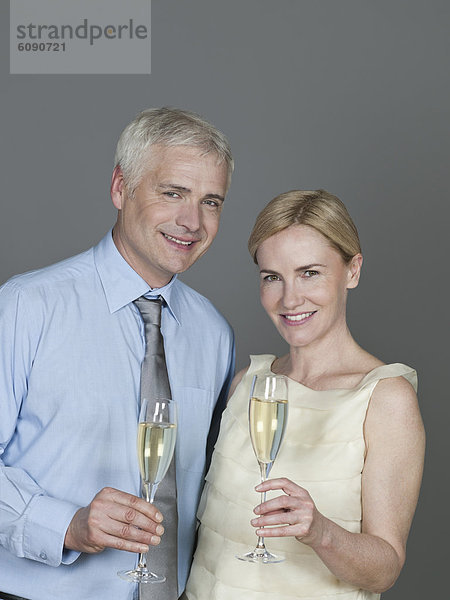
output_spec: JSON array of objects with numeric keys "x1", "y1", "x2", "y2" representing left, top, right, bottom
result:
[{"x1": 185, "y1": 190, "x2": 425, "y2": 600}]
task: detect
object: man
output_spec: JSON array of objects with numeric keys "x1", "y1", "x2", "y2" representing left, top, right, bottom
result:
[{"x1": 0, "y1": 108, "x2": 235, "y2": 599}]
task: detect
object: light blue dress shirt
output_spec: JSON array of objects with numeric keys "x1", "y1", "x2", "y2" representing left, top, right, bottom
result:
[{"x1": 0, "y1": 231, "x2": 234, "y2": 600}]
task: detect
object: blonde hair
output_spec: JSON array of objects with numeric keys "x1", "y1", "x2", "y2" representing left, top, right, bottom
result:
[{"x1": 248, "y1": 189, "x2": 361, "y2": 264}]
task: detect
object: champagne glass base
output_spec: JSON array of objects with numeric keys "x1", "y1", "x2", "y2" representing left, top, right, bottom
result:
[
  {"x1": 236, "y1": 549, "x2": 284, "y2": 564},
  {"x1": 117, "y1": 569, "x2": 166, "y2": 583}
]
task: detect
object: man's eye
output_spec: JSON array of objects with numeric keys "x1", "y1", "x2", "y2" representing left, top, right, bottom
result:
[
  {"x1": 203, "y1": 199, "x2": 220, "y2": 208},
  {"x1": 165, "y1": 192, "x2": 180, "y2": 199},
  {"x1": 263, "y1": 275, "x2": 280, "y2": 282}
]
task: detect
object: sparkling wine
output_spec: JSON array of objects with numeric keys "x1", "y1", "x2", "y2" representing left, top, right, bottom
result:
[
  {"x1": 249, "y1": 397, "x2": 288, "y2": 465},
  {"x1": 137, "y1": 422, "x2": 177, "y2": 485}
]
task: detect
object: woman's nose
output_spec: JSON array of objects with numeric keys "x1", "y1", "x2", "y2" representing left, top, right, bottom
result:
[{"x1": 282, "y1": 282, "x2": 305, "y2": 310}]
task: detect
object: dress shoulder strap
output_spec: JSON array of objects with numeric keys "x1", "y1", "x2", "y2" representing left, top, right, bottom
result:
[
  {"x1": 359, "y1": 363, "x2": 417, "y2": 392},
  {"x1": 247, "y1": 354, "x2": 276, "y2": 375}
]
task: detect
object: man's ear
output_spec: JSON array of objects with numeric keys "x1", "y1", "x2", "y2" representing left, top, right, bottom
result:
[
  {"x1": 110, "y1": 165, "x2": 125, "y2": 210},
  {"x1": 347, "y1": 253, "x2": 363, "y2": 289}
]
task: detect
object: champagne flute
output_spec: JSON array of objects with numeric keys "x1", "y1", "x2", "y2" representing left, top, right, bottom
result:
[
  {"x1": 237, "y1": 374, "x2": 288, "y2": 563},
  {"x1": 118, "y1": 398, "x2": 177, "y2": 583}
]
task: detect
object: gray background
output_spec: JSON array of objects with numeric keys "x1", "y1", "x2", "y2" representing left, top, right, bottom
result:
[{"x1": 1, "y1": 1, "x2": 448, "y2": 597}]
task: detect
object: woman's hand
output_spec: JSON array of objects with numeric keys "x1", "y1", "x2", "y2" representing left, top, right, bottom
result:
[{"x1": 251, "y1": 477, "x2": 325, "y2": 545}]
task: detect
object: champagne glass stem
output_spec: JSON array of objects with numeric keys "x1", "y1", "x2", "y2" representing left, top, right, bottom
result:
[
  {"x1": 255, "y1": 462, "x2": 271, "y2": 553},
  {"x1": 136, "y1": 482, "x2": 159, "y2": 572}
]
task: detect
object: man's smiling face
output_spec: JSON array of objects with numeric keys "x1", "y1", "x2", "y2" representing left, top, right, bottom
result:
[{"x1": 111, "y1": 144, "x2": 229, "y2": 288}]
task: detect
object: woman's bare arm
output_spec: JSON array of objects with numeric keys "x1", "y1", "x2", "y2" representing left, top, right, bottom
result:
[{"x1": 252, "y1": 375, "x2": 425, "y2": 593}]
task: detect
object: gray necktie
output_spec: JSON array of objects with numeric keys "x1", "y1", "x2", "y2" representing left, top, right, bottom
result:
[{"x1": 134, "y1": 296, "x2": 178, "y2": 600}]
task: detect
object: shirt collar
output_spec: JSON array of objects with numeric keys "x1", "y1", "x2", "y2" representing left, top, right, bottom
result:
[{"x1": 93, "y1": 230, "x2": 181, "y2": 323}]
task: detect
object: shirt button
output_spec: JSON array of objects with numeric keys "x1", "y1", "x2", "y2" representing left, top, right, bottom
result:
[{"x1": 40, "y1": 551, "x2": 48, "y2": 560}]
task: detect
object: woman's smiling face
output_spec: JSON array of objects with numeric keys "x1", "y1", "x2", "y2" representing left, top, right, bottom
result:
[{"x1": 256, "y1": 224, "x2": 362, "y2": 350}]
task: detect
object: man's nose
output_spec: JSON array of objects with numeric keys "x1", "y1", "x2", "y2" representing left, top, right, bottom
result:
[{"x1": 176, "y1": 202, "x2": 201, "y2": 232}]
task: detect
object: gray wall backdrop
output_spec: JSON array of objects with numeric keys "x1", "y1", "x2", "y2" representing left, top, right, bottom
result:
[{"x1": 1, "y1": 1, "x2": 448, "y2": 597}]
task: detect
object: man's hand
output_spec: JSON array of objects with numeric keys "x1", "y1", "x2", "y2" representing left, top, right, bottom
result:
[{"x1": 64, "y1": 487, "x2": 164, "y2": 554}]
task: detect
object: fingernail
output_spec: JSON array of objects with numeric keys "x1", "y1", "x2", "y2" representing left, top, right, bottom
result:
[
  {"x1": 155, "y1": 512, "x2": 163, "y2": 522},
  {"x1": 254, "y1": 506, "x2": 260, "y2": 514},
  {"x1": 156, "y1": 525, "x2": 164, "y2": 536},
  {"x1": 250, "y1": 518, "x2": 257, "y2": 525},
  {"x1": 255, "y1": 484, "x2": 262, "y2": 491},
  {"x1": 140, "y1": 545, "x2": 149, "y2": 553},
  {"x1": 151, "y1": 535, "x2": 161, "y2": 545}
]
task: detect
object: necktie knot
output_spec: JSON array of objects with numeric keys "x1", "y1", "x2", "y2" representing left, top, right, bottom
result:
[
  {"x1": 134, "y1": 297, "x2": 167, "y2": 389},
  {"x1": 134, "y1": 296, "x2": 162, "y2": 327}
]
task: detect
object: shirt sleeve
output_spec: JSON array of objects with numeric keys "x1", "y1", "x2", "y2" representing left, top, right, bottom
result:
[{"x1": 0, "y1": 280, "x2": 81, "y2": 567}]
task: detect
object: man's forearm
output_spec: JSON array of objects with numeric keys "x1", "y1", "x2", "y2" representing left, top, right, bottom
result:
[{"x1": 0, "y1": 467, "x2": 80, "y2": 566}]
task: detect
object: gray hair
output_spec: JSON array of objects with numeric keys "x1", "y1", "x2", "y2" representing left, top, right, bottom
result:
[{"x1": 114, "y1": 107, "x2": 234, "y2": 194}]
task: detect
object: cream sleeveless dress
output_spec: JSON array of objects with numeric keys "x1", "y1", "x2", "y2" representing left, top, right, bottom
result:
[{"x1": 185, "y1": 355, "x2": 417, "y2": 600}]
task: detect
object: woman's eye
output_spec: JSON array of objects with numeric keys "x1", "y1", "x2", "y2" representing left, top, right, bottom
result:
[
  {"x1": 303, "y1": 270, "x2": 319, "y2": 278},
  {"x1": 263, "y1": 275, "x2": 280, "y2": 282}
]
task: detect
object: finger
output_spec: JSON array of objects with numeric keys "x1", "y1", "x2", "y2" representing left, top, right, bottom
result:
[
  {"x1": 254, "y1": 493, "x2": 299, "y2": 515},
  {"x1": 94, "y1": 530, "x2": 154, "y2": 554},
  {"x1": 101, "y1": 516, "x2": 162, "y2": 548},
  {"x1": 101, "y1": 502, "x2": 165, "y2": 537},
  {"x1": 105, "y1": 488, "x2": 164, "y2": 523},
  {"x1": 255, "y1": 477, "x2": 305, "y2": 495},
  {"x1": 251, "y1": 510, "x2": 297, "y2": 528},
  {"x1": 260, "y1": 509, "x2": 287, "y2": 517},
  {"x1": 253, "y1": 524, "x2": 305, "y2": 538}
]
